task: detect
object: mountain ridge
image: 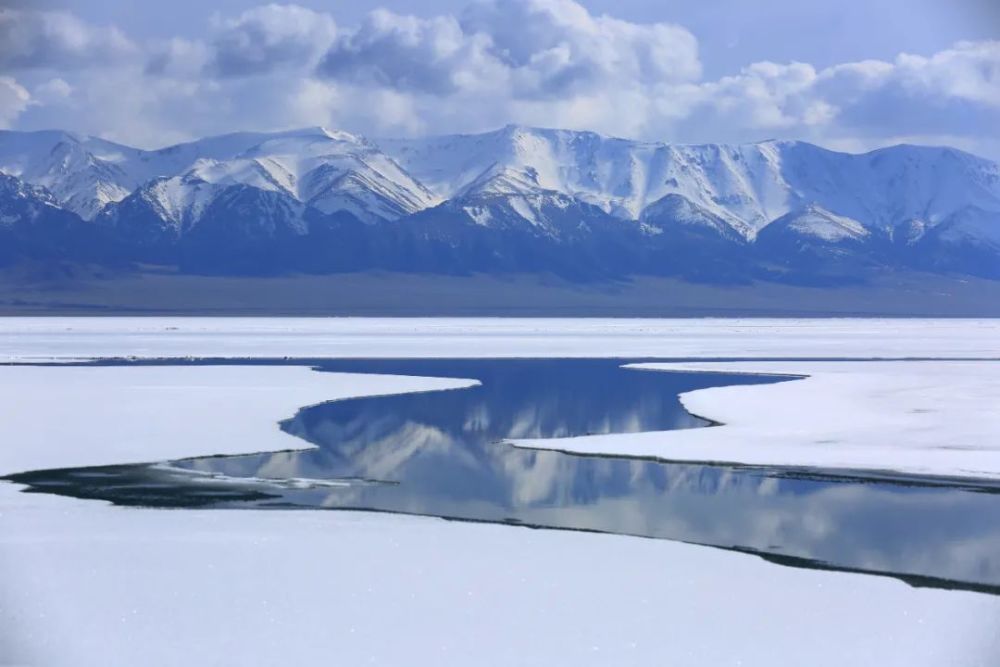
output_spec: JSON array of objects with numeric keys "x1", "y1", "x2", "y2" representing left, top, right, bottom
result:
[{"x1": 0, "y1": 125, "x2": 998, "y2": 283}]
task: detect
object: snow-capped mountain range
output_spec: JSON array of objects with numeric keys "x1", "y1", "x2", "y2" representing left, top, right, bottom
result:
[{"x1": 1, "y1": 124, "x2": 998, "y2": 281}]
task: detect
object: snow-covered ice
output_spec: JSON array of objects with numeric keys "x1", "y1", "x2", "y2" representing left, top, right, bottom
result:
[
  {"x1": 517, "y1": 360, "x2": 1000, "y2": 480},
  {"x1": 2, "y1": 318, "x2": 1000, "y2": 666},
  {"x1": 5, "y1": 483, "x2": 1000, "y2": 667},
  {"x1": 0, "y1": 364, "x2": 475, "y2": 476},
  {"x1": 2, "y1": 316, "x2": 999, "y2": 361}
]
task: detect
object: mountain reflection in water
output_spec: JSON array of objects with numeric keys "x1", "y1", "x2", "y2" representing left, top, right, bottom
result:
[{"x1": 8, "y1": 359, "x2": 1000, "y2": 594}]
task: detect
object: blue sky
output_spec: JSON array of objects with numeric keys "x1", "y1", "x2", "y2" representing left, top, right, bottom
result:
[{"x1": 1, "y1": 0, "x2": 998, "y2": 156}]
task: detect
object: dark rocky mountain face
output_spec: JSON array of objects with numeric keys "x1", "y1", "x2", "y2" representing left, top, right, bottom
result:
[{"x1": 0, "y1": 174, "x2": 119, "y2": 268}]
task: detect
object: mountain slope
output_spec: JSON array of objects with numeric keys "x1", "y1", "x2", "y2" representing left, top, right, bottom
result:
[
  {"x1": 0, "y1": 130, "x2": 153, "y2": 220},
  {"x1": 381, "y1": 126, "x2": 797, "y2": 236},
  {"x1": 772, "y1": 141, "x2": 1000, "y2": 238},
  {"x1": 0, "y1": 173, "x2": 110, "y2": 265},
  {"x1": 0, "y1": 125, "x2": 998, "y2": 283},
  {"x1": 0, "y1": 127, "x2": 438, "y2": 225},
  {"x1": 380, "y1": 127, "x2": 1000, "y2": 242}
]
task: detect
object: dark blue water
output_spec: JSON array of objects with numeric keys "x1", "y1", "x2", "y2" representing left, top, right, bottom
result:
[{"x1": 7, "y1": 358, "x2": 1000, "y2": 594}]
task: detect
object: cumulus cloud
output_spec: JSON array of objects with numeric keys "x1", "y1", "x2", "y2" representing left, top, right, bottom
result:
[
  {"x1": 459, "y1": 0, "x2": 701, "y2": 95},
  {"x1": 0, "y1": 76, "x2": 31, "y2": 128},
  {"x1": 892, "y1": 40, "x2": 1000, "y2": 107},
  {"x1": 0, "y1": 1, "x2": 996, "y2": 158},
  {"x1": 33, "y1": 77, "x2": 72, "y2": 104},
  {"x1": 0, "y1": 8, "x2": 135, "y2": 70},
  {"x1": 209, "y1": 4, "x2": 337, "y2": 77},
  {"x1": 692, "y1": 62, "x2": 827, "y2": 130},
  {"x1": 668, "y1": 40, "x2": 1000, "y2": 146},
  {"x1": 309, "y1": 1, "x2": 999, "y2": 154},
  {"x1": 146, "y1": 38, "x2": 211, "y2": 78},
  {"x1": 319, "y1": 10, "x2": 503, "y2": 95},
  {"x1": 318, "y1": 0, "x2": 700, "y2": 99}
]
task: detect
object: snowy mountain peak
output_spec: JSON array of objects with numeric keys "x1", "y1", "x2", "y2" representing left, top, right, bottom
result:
[
  {"x1": 0, "y1": 125, "x2": 998, "y2": 281},
  {"x1": 0, "y1": 127, "x2": 441, "y2": 225},
  {"x1": 457, "y1": 166, "x2": 544, "y2": 198},
  {"x1": 184, "y1": 157, "x2": 295, "y2": 196},
  {"x1": 0, "y1": 172, "x2": 66, "y2": 230},
  {"x1": 777, "y1": 205, "x2": 870, "y2": 242},
  {"x1": 0, "y1": 129, "x2": 146, "y2": 220},
  {"x1": 0, "y1": 171, "x2": 58, "y2": 206},
  {"x1": 381, "y1": 128, "x2": 1000, "y2": 240},
  {"x1": 382, "y1": 127, "x2": 804, "y2": 232}
]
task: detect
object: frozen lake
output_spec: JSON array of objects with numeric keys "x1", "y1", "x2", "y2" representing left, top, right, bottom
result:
[
  {"x1": 10, "y1": 358, "x2": 1000, "y2": 595},
  {"x1": 3, "y1": 320, "x2": 1000, "y2": 666}
]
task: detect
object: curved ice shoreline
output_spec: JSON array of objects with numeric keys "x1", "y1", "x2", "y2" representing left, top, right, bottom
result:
[
  {"x1": 0, "y1": 364, "x2": 478, "y2": 478},
  {"x1": 2, "y1": 350, "x2": 1000, "y2": 665},
  {"x1": 7, "y1": 356, "x2": 1000, "y2": 484},
  {"x1": 511, "y1": 360, "x2": 1000, "y2": 480}
]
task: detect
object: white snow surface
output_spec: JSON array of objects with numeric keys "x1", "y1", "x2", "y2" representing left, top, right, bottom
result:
[
  {"x1": 780, "y1": 205, "x2": 869, "y2": 241},
  {"x1": 3, "y1": 316, "x2": 999, "y2": 361},
  {"x1": 2, "y1": 359, "x2": 1000, "y2": 666},
  {"x1": 517, "y1": 360, "x2": 1000, "y2": 480},
  {"x1": 0, "y1": 365, "x2": 476, "y2": 475},
  {"x1": 4, "y1": 485, "x2": 998, "y2": 667}
]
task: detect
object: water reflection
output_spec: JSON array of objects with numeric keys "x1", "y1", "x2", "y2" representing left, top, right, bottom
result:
[{"x1": 8, "y1": 359, "x2": 1000, "y2": 594}]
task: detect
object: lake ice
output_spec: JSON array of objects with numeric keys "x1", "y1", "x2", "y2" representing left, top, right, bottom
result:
[{"x1": 2, "y1": 318, "x2": 999, "y2": 667}]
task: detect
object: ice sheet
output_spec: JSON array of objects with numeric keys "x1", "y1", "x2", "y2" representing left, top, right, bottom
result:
[
  {"x1": 3, "y1": 323, "x2": 1000, "y2": 666},
  {"x1": 2, "y1": 317, "x2": 998, "y2": 361},
  {"x1": 516, "y1": 360, "x2": 1000, "y2": 479},
  {"x1": 3, "y1": 483, "x2": 998, "y2": 667}
]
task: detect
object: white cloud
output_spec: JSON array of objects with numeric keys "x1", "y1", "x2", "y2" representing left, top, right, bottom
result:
[
  {"x1": 317, "y1": 0, "x2": 700, "y2": 100},
  {"x1": 666, "y1": 40, "x2": 1000, "y2": 147},
  {"x1": 34, "y1": 77, "x2": 72, "y2": 103},
  {"x1": 0, "y1": 77, "x2": 31, "y2": 128},
  {"x1": 309, "y1": 0, "x2": 704, "y2": 140},
  {"x1": 892, "y1": 40, "x2": 1000, "y2": 107},
  {"x1": 459, "y1": 0, "x2": 701, "y2": 95},
  {"x1": 0, "y1": 8, "x2": 135, "y2": 70},
  {"x1": 0, "y1": 2, "x2": 996, "y2": 158},
  {"x1": 694, "y1": 62, "x2": 824, "y2": 130},
  {"x1": 209, "y1": 4, "x2": 337, "y2": 77},
  {"x1": 318, "y1": 10, "x2": 505, "y2": 95},
  {"x1": 146, "y1": 38, "x2": 212, "y2": 78}
]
